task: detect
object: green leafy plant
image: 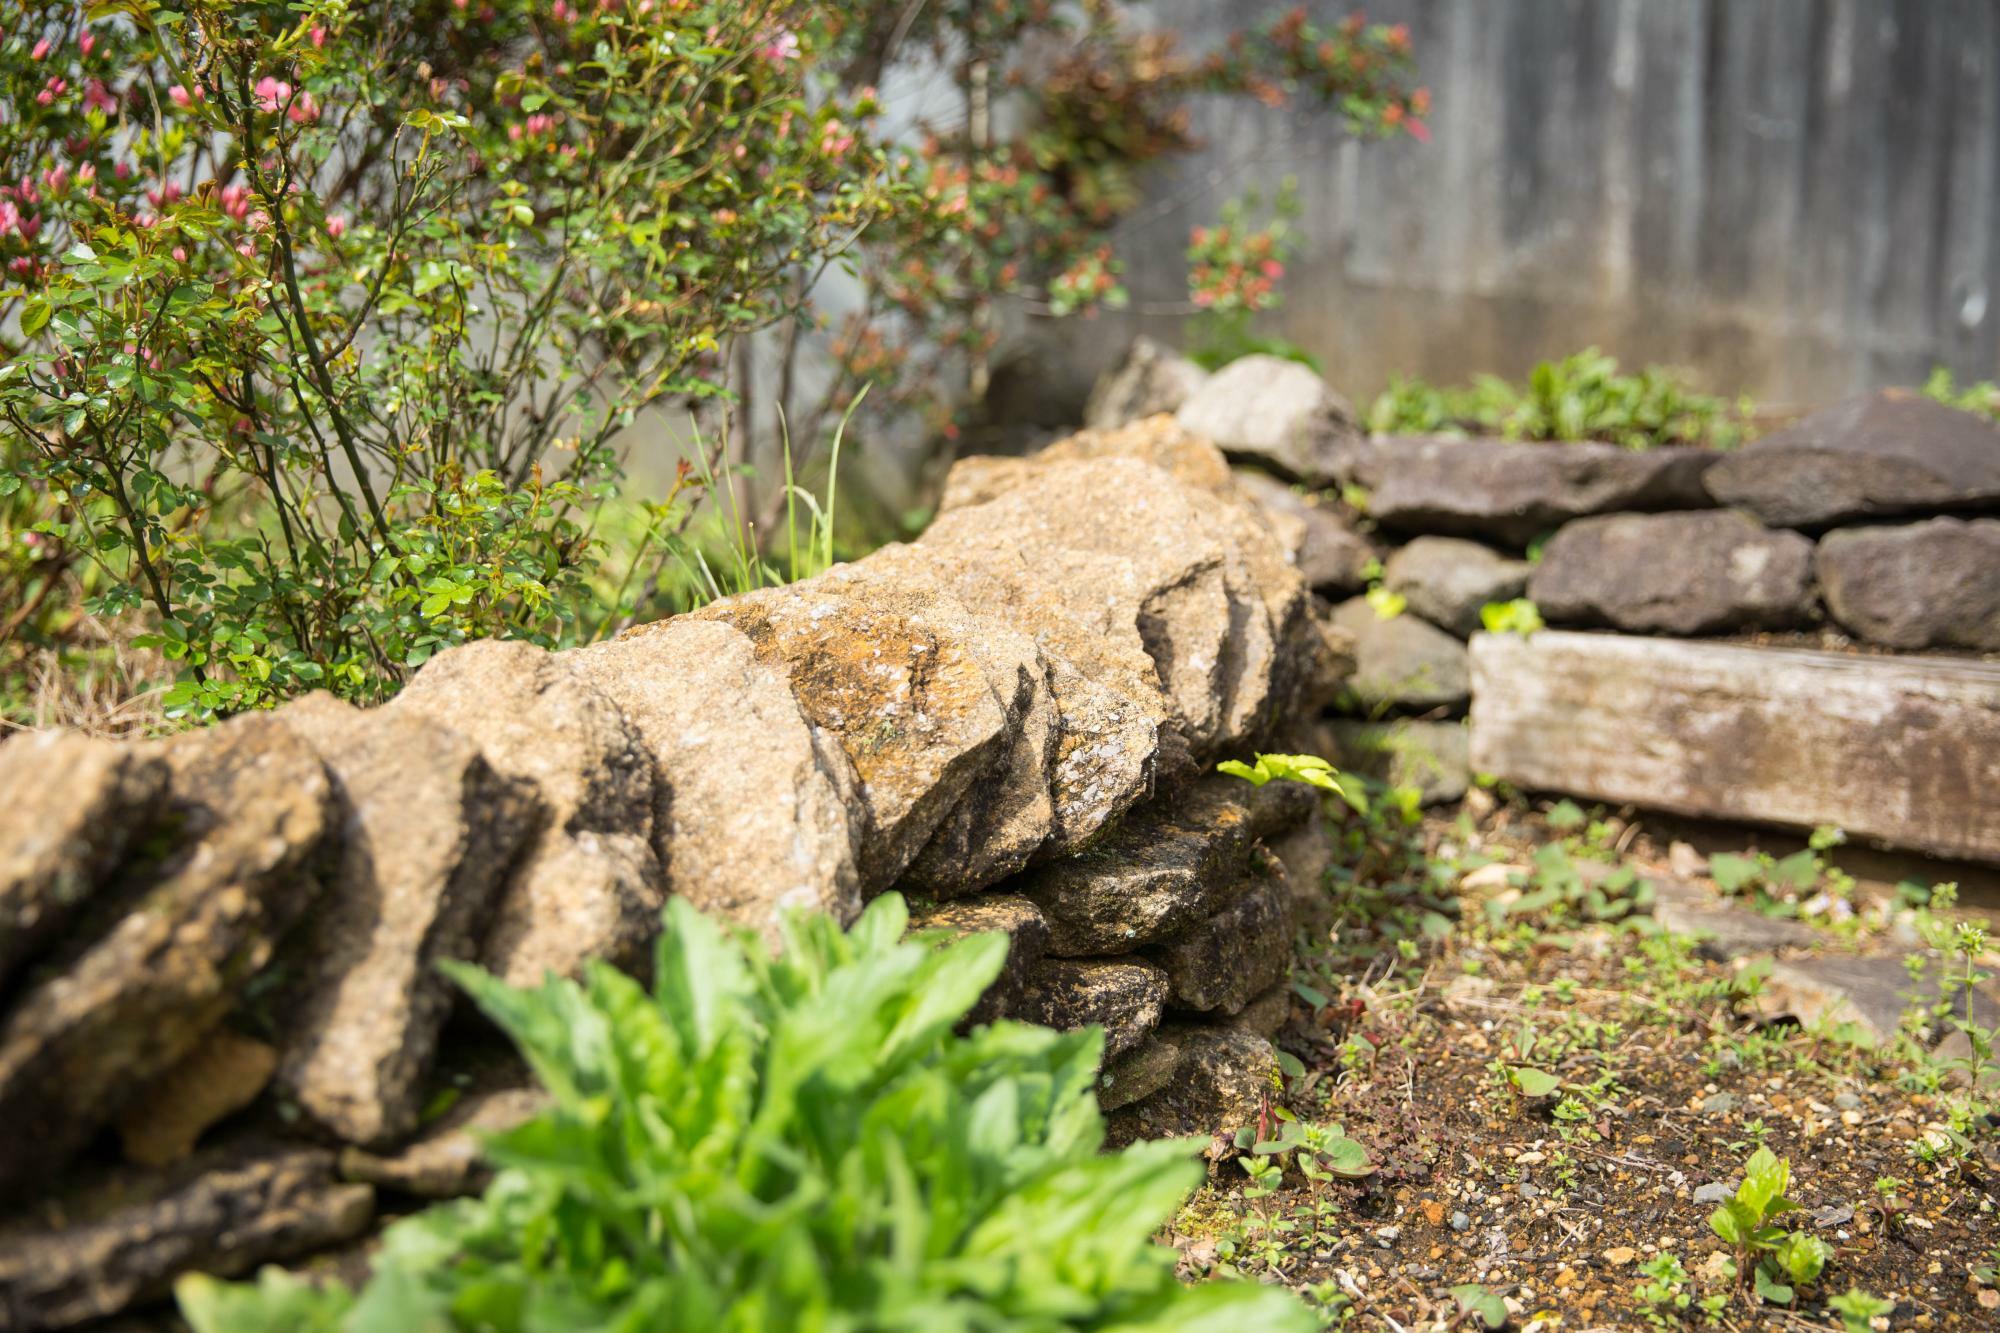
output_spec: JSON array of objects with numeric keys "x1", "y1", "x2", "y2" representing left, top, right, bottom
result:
[
  {"x1": 177, "y1": 894, "x2": 1311, "y2": 1331},
  {"x1": 1921, "y1": 366, "x2": 2000, "y2": 421},
  {"x1": 1828, "y1": 1287, "x2": 1894, "y2": 1332},
  {"x1": 1365, "y1": 348, "x2": 1747, "y2": 450},
  {"x1": 1448, "y1": 1283, "x2": 1508, "y2": 1329},
  {"x1": 1217, "y1": 751, "x2": 1363, "y2": 813},
  {"x1": 1479, "y1": 598, "x2": 1544, "y2": 636},
  {"x1": 1706, "y1": 1146, "x2": 1829, "y2": 1307},
  {"x1": 1631, "y1": 1253, "x2": 1693, "y2": 1327}
]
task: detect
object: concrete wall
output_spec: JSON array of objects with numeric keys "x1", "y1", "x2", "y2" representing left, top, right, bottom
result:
[{"x1": 1015, "y1": 0, "x2": 2000, "y2": 414}]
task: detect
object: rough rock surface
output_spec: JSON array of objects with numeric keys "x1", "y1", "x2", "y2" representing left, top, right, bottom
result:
[
  {"x1": 1083, "y1": 337, "x2": 1209, "y2": 430},
  {"x1": 339, "y1": 1086, "x2": 548, "y2": 1200},
  {"x1": 1815, "y1": 518, "x2": 2000, "y2": 651},
  {"x1": 0, "y1": 1144, "x2": 373, "y2": 1330},
  {"x1": 271, "y1": 694, "x2": 533, "y2": 1148},
  {"x1": 1097, "y1": 1029, "x2": 1183, "y2": 1112},
  {"x1": 1329, "y1": 598, "x2": 1471, "y2": 710},
  {"x1": 696, "y1": 581, "x2": 1013, "y2": 891},
  {"x1": 1359, "y1": 437, "x2": 1718, "y2": 546},
  {"x1": 1015, "y1": 957, "x2": 1168, "y2": 1061},
  {"x1": 1267, "y1": 819, "x2": 1336, "y2": 942},
  {"x1": 574, "y1": 619, "x2": 865, "y2": 929},
  {"x1": 393, "y1": 640, "x2": 665, "y2": 987},
  {"x1": 1226, "y1": 985, "x2": 1292, "y2": 1041},
  {"x1": 1233, "y1": 467, "x2": 1374, "y2": 593},
  {"x1": 1648, "y1": 880, "x2": 1815, "y2": 962},
  {"x1": 1326, "y1": 719, "x2": 1470, "y2": 806},
  {"x1": 1529, "y1": 510, "x2": 1817, "y2": 635},
  {"x1": 1108, "y1": 1026, "x2": 1278, "y2": 1142},
  {"x1": 1751, "y1": 954, "x2": 2000, "y2": 1047},
  {"x1": 116, "y1": 1028, "x2": 279, "y2": 1169},
  {"x1": 1148, "y1": 875, "x2": 1293, "y2": 1015},
  {"x1": 0, "y1": 714, "x2": 331, "y2": 1196},
  {"x1": 1383, "y1": 536, "x2": 1531, "y2": 637},
  {"x1": 1704, "y1": 390, "x2": 2000, "y2": 527},
  {"x1": 1016, "y1": 777, "x2": 1314, "y2": 956},
  {"x1": 912, "y1": 895, "x2": 1049, "y2": 1027},
  {"x1": 0, "y1": 730, "x2": 167, "y2": 995},
  {"x1": 926, "y1": 455, "x2": 1280, "y2": 755},
  {"x1": 1175, "y1": 355, "x2": 1362, "y2": 484}
]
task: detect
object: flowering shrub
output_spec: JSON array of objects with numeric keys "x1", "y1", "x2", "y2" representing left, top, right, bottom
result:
[{"x1": 0, "y1": 0, "x2": 893, "y2": 718}]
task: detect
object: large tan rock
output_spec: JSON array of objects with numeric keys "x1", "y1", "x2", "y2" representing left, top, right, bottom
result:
[
  {"x1": 573, "y1": 619, "x2": 865, "y2": 932},
  {"x1": 392, "y1": 640, "x2": 665, "y2": 987},
  {"x1": 0, "y1": 714, "x2": 332, "y2": 1196},
  {"x1": 0, "y1": 1144, "x2": 373, "y2": 1330},
  {"x1": 1175, "y1": 354, "x2": 1362, "y2": 484},
  {"x1": 1084, "y1": 338, "x2": 1209, "y2": 430},
  {"x1": 270, "y1": 694, "x2": 534, "y2": 1147},
  {"x1": 695, "y1": 582, "x2": 1013, "y2": 891},
  {"x1": 0, "y1": 730, "x2": 167, "y2": 993}
]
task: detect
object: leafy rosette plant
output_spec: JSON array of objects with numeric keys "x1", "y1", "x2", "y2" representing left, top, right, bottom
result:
[{"x1": 177, "y1": 894, "x2": 1312, "y2": 1331}]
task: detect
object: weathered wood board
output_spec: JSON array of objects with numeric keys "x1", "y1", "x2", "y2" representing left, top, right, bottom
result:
[{"x1": 1469, "y1": 631, "x2": 2000, "y2": 864}]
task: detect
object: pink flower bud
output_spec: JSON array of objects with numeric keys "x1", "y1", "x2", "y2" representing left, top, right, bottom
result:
[
  {"x1": 168, "y1": 84, "x2": 192, "y2": 108},
  {"x1": 80, "y1": 33, "x2": 95, "y2": 56},
  {"x1": 310, "y1": 25, "x2": 326, "y2": 48},
  {"x1": 325, "y1": 214, "x2": 346, "y2": 238},
  {"x1": 31, "y1": 38, "x2": 51, "y2": 60}
]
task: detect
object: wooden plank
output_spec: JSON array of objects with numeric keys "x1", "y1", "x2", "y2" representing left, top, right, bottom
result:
[{"x1": 1468, "y1": 630, "x2": 2000, "y2": 863}]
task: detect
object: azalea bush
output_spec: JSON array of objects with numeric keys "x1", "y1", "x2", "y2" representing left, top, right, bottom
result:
[
  {"x1": 0, "y1": 0, "x2": 894, "y2": 719},
  {"x1": 176, "y1": 894, "x2": 1313, "y2": 1331}
]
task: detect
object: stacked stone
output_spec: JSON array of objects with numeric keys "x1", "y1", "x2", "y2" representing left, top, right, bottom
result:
[{"x1": 0, "y1": 420, "x2": 1346, "y2": 1330}]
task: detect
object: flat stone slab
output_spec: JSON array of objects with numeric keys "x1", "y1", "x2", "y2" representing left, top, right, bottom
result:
[
  {"x1": 1384, "y1": 536, "x2": 1530, "y2": 637},
  {"x1": 1147, "y1": 875, "x2": 1293, "y2": 1015},
  {"x1": 1749, "y1": 954, "x2": 2000, "y2": 1046},
  {"x1": 1107, "y1": 1026, "x2": 1277, "y2": 1143},
  {"x1": 1649, "y1": 880, "x2": 1817, "y2": 961},
  {"x1": 1529, "y1": 510, "x2": 1816, "y2": 635},
  {"x1": 1358, "y1": 437, "x2": 1717, "y2": 546},
  {"x1": 1704, "y1": 389, "x2": 2000, "y2": 528},
  {"x1": 1470, "y1": 631, "x2": 2000, "y2": 864},
  {"x1": 1015, "y1": 956, "x2": 1168, "y2": 1061},
  {"x1": 1330, "y1": 597, "x2": 1470, "y2": 710},
  {"x1": 912, "y1": 895, "x2": 1049, "y2": 1027},
  {"x1": 1234, "y1": 468, "x2": 1375, "y2": 594},
  {"x1": 1816, "y1": 517, "x2": 2000, "y2": 651}
]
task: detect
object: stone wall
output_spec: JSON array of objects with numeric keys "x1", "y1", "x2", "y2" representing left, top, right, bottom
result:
[
  {"x1": 1088, "y1": 340, "x2": 2000, "y2": 856},
  {"x1": 0, "y1": 421, "x2": 1354, "y2": 1330}
]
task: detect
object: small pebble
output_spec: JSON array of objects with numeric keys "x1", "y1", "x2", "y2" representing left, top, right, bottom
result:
[
  {"x1": 1451, "y1": 1211, "x2": 1471, "y2": 1232},
  {"x1": 1835, "y1": 1092, "x2": 1862, "y2": 1110},
  {"x1": 1693, "y1": 1181, "x2": 1734, "y2": 1204}
]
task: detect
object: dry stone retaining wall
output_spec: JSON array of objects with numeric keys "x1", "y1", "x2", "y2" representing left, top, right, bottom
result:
[{"x1": 0, "y1": 419, "x2": 1352, "y2": 1331}]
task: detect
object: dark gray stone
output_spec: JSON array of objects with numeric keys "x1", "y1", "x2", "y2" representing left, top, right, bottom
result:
[
  {"x1": 1097, "y1": 1030, "x2": 1183, "y2": 1112},
  {"x1": 1529, "y1": 510, "x2": 1816, "y2": 635},
  {"x1": 1014, "y1": 777, "x2": 1314, "y2": 956},
  {"x1": 1329, "y1": 598, "x2": 1471, "y2": 709},
  {"x1": 1751, "y1": 953, "x2": 2000, "y2": 1046},
  {"x1": 1233, "y1": 468, "x2": 1375, "y2": 593},
  {"x1": 1176, "y1": 355, "x2": 1362, "y2": 484},
  {"x1": 1084, "y1": 337, "x2": 1208, "y2": 430},
  {"x1": 1147, "y1": 876, "x2": 1293, "y2": 1015},
  {"x1": 1816, "y1": 518, "x2": 2000, "y2": 651},
  {"x1": 1649, "y1": 879, "x2": 1816, "y2": 961},
  {"x1": 1015, "y1": 957, "x2": 1168, "y2": 1060},
  {"x1": 912, "y1": 895, "x2": 1049, "y2": 1027},
  {"x1": 1358, "y1": 437, "x2": 1718, "y2": 546},
  {"x1": 1107, "y1": 1026, "x2": 1278, "y2": 1142},
  {"x1": 1383, "y1": 537, "x2": 1531, "y2": 637},
  {"x1": 1704, "y1": 390, "x2": 2000, "y2": 528}
]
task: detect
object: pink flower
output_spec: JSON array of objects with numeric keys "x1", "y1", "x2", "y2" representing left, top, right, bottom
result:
[
  {"x1": 310, "y1": 25, "x2": 326, "y2": 48},
  {"x1": 325, "y1": 214, "x2": 347, "y2": 238},
  {"x1": 75, "y1": 163, "x2": 95, "y2": 186},
  {"x1": 254, "y1": 76, "x2": 292, "y2": 113},
  {"x1": 1259, "y1": 258, "x2": 1284, "y2": 279},
  {"x1": 552, "y1": 0, "x2": 571, "y2": 22},
  {"x1": 758, "y1": 28, "x2": 799, "y2": 63},
  {"x1": 245, "y1": 209, "x2": 271, "y2": 232},
  {"x1": 31, "y1": 38, "x2": 51, "y2": 61},
  {"x1": 0, "y1": 199, "x2": 19, "y2": 235},
  {"x1": 84, "y1": 78, "x2": 116, "y2": 114},
  {"x1": 114, "y1": 161, "x2": 130, "y2": 180},
  {"x1": 219, "y1": 183, "x2": 251, "y2": 220},
  {"x1": 80, "y1": 33, "x2": 94, "y2": 56},
  {"x1": 168, "y1": 84, "x2": 193, "y2": 108},
  {"x1": 286, "y1": 92, "x2": 319, "y2": 123},
  {"x1": 42, "y1": 165, "x2": 67, "y2": 194},
  {"x1": 171, "y1": 245, "x2": 187, "y2": 262}
]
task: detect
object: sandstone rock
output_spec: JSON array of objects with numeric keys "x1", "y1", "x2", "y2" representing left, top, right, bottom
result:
[
  {"x1": 912, "y1": 895, "x2": 1049, "y2": 1027},
  {"x1": 1016, "y1": 777, "x2": 1314, "y2": 955},
  {"x1": 393, "y1": 640, "x2": 665, "y2": 987},
  {"x1": 815, "y1": 562, "x2": 1059, "y2": 894},
  {"x1": 1816, "y1": 518, "x2": 2000, "y2": 651},
  {"x1": 339, "y1": 1085, "x2": 548, "y2": 1199},
  {"x1": 116, "y1": 1028, "x2": 278, "y2": 1169},
  {"x1": 0, "y1": 1144, "x2": 373, "y2": 1330},
  {"x1": 0, "y1": 714, "x2": 331, "y2": 1197},
  {"x1": 1359, "y1": 437, "x2": 1718, "y2": 546},
  {"x1": 854, "y1": 540, "x2": 1166, "y2": 854},
  {"x1": 939, "y1": 416, "x2": 1233, "y2": 514},
  {"x1": 1326, "y1": 719, "x2": 1470, "y2": 805},
  {"x1": 1175, "y1": 355, "x2": 1361, "y2": 484},
  {"x1": 696, "y1": 581, "x2": 1014, "y2": 891},
  {"x1": 1084, "y1": 337, "x2": 1209, "y2": 430},
  {"x1": 574, "y1": 619, "x2": 865, "y2": 930},
  {"x1": 1329, "y1": 598, "x2": 1470, "y2": 710},
  {"x1": 0, "y1": 731, "x2": 167, "y2": 994},
  {"x1": 1097, "y1": 1029, "x2": 1183, "y2": 1112},
  {"x1": 1148, "y1": 875, "x2": 1292, "y2": 1015},
  {"x1": 1383, "y1": 537, "x2": 1530, "y2": 637},
  {"x1": 925, "y1": 456, "x2": 1280, "y2": 754},
  {"x1": 1015, "y1": 957, "x2": 1168, "y2": 1061},
  {"x1": 1704, "y1": 390, "x2": 2000, "y2": 528},
  {"x1": 1108, "y1": 1026, "x2": 1277, "y2": 1142},
  {"x1": 270, "y1": 694, "x2": 534, "y2": 1148},
  {"x1": 1226, "y1": 985, "x2": 1293, "y2": 1041},
  {"x1": 1232, "y1": 468, "x2": 1374, "y2": 593},
  {"x1": 1529, "y1": 510, "x2": 1816, "y2": 635}
]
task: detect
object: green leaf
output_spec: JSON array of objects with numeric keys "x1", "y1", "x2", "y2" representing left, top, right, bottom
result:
[
  {"x1": 1709, "y1": 852, "x2": 1762, "y2": 894},
  {"x1": 19, "y1": 299, "x2": 51, "y2": 336},
  {"x1": 1753, "y1": 1265, "x2": 1793, "y2": 1306},
  {"x1": 1319, "y1": 1136, "x2": 1374, "y2": 1178},
  {"x1": 1508, "y1": 1066, "x2": 1561, "y2": 1098},
  {"x1": 1449, "y1": 1283, "x2": 1508, "y2": 1329}
]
